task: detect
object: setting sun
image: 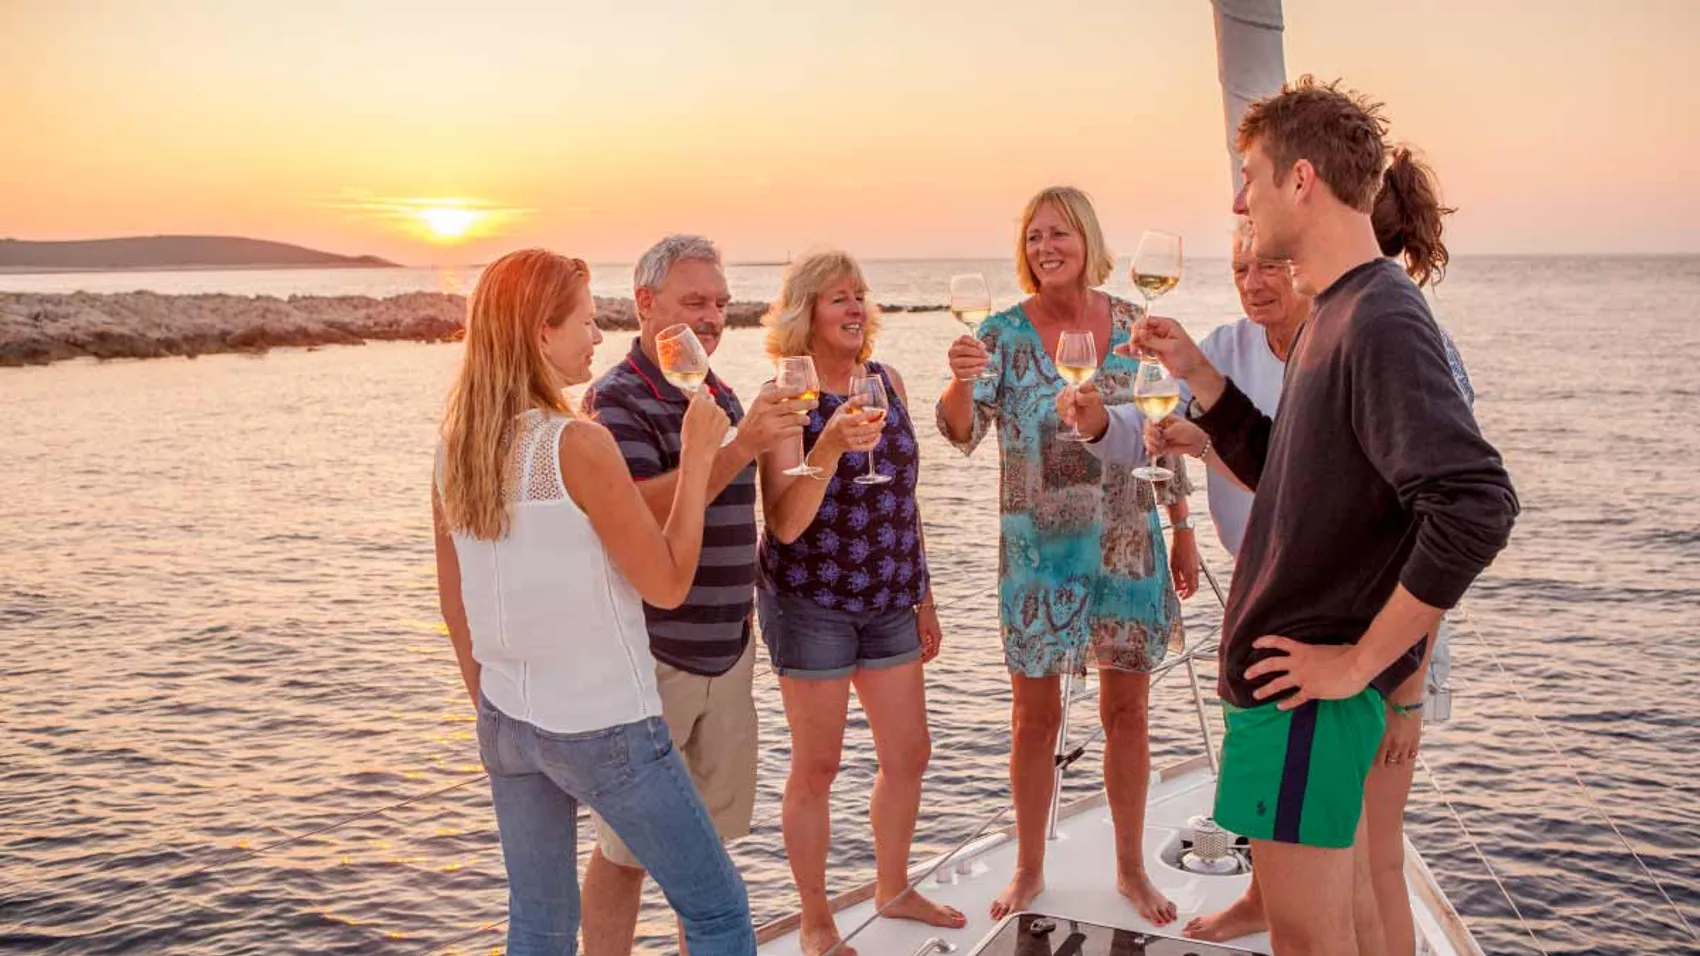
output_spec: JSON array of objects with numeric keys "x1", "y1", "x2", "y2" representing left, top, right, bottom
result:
[
  {"x1": 318, "y1": 194, "x2": 532, "y2": 253},
  {"x1": 417, "y1": 206, "x2": 479, "y2": 241}
]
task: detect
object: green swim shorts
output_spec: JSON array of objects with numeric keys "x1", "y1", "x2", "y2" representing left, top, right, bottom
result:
[{"x1": 1212, "y1": 687, "x2": 1385, "y2": 849}]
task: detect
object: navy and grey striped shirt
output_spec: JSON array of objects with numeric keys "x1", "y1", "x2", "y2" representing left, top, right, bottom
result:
[{"x1": 584, "y1": 339, "x2": 756, "y2": 677}]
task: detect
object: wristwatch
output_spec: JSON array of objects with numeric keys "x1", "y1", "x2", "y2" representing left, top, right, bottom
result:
[
  {"x1": 1185, "y1": 396, "x2": 1207, "y2": 420},
  {"x1": 1172, "y1": 516, "x2": 1193, "y2": 531}
]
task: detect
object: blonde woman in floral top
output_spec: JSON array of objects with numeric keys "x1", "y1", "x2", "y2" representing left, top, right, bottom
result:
[{"x1": 936, "y1": 186, "x2": 1198, "y2": 927}]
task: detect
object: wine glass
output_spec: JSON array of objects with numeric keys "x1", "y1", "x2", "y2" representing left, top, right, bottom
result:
[
  {"x1": 657, "y1": 324, "x2": 709, "y2": 394},
  {"x1": 848, "y1": 372, "x2": 892, "y2": 486},
  {"x1": 776, "y1": 355, "x2": 823, "y2": 478},
  {"x1": 1054, "y1": 329, "x2": 1097, "y2": 442},
  {"x1": 659, "y1": 324, "x2": 737, "y2": 446},
  {"x1": 1130, "y1": 231, "x2": 1183, "y2": 358},
  {"x1": 948, "y1": 273, "x2": 995, "y2": 382},
  {"x1": 1131, "y1": 359, "x2": 1181, "y2": 483},
  {"x1": 1134, "y1": 357, "x2": 1184, "y2": 644}
]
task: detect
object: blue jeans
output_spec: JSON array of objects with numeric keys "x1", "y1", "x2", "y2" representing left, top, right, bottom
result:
[{"x1": 476, "y1": 696, "x2": 754, "y2": 955}]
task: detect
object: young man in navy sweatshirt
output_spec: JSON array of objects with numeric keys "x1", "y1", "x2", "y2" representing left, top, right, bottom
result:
[{"x1": 1135, "y1": 77, "x2": 1519, "y2": 955}]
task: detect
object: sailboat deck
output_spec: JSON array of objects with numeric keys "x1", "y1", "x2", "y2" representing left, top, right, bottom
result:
[{"x1": 755, "y1": 756, "x2": 1480, "y2": 956}]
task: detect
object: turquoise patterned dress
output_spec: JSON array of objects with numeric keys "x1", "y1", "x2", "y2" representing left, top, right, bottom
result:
[{"x1": 936, "y1": 296, "x2": 1189, "y2": 678}]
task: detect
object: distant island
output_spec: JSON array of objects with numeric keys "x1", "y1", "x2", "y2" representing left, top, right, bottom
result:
[{"x1": 0, "y1": 236, "x2": 398, "y2": 273}]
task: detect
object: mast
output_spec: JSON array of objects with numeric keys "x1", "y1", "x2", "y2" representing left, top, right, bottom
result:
[{"x1": 1211, "y1": 0, "x2": 1287, "y2": 194}]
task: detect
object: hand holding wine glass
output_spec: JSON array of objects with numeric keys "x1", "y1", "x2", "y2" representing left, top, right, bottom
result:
[
  {"x1": 947, "y1": 336, "x2": 991, "y2": 382},
  {"x1": 1055, "y1": 379, "x2": 1108, "y2": 443},
  {"x1": 776, "y1": 355, "x2": 823, "y2": 478},
  {"x1": 1121, "y1": 313, "x2": 1210, "y2": 381},
  {"x1": 948, "y1": 273, "x2": 995, "y2": 382},
  {"x1": 1144, "y1": 416, "x2": 1207, "y2": 460},
  {"x1": 1131, "y1": 359, "x2": 1181, "y2": 482},
  {"x1": 1055, "y1": 330, "x2": 1097, "y2": 442},
  {"x1": 847, "y1": 372, "x2": 893, "y2": 485},
  {"x1": 1130, "y1": 230, "x2": 1182, "y2": 359},
  {"x1": 679, "y1": 389, "x2": 731, "y2": 469},
  {"x1": 660, "y1": 324, "x2": 738, "y2": 447},
  {"x1": 736, "y1": 382, "x2": 813, "y2": 456}
]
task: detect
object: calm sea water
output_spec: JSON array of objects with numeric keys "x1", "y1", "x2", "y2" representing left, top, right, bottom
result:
[{"x1": 2, "y1": 258, "x2": 1696, "y2": 955}]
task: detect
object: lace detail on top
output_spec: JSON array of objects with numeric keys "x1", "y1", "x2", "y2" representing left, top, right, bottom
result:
[
  {"x1": 440, "y1": 405, "x2": 661, "y2": 734},
  {"x1": 511, "y1": 409, "x2": 570, "y2": 504}
]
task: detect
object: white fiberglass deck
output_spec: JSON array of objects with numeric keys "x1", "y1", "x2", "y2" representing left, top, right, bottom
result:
[{"x1": 756, "y1": 757, "x2": 1481, "y2": 956}]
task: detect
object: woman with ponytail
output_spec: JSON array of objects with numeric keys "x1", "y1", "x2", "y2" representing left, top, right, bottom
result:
[
  {"x1": 432, "y1": 249, "x2": 755, "y2": 955},
  {"x1": 1375, "y1": 146, "x2": 1454, "y2": 287},
  {"x1": 1376, "y1": 145, "x2": 1475, "y2": 402},
  {"x1": 1361, "y1": 146, "x2": 1475, "y2": 956}
]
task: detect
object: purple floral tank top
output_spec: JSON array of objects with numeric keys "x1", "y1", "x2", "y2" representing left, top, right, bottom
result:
[{"x1": 758, "y1": 363, "x2": 928, "y2": 613}]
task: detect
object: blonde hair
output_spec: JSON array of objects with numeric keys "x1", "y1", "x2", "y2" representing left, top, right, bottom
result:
[
  {"x1": 762, "y1": 250, "x2": 881, "y2": 364},
  {"x1": 440, "y1": 249, "x2": 589, "y2": 541},
  {"x1": 1016, "y1": 186, "x2": 1115, "y2": 294}
]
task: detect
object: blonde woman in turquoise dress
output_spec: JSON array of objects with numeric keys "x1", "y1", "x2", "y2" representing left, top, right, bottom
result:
[{"x1": 936, "y1": 186, "x2": 1198, "y2": 927}]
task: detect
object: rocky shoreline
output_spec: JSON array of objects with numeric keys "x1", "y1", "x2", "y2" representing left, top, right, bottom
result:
[{"x1": 0, "y1": 291, "x2": 945, "y2": 367}]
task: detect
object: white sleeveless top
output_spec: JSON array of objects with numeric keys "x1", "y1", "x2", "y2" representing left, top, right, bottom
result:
[{"x1": 439, "y1": 409, "x2": 661, "y2": 734}]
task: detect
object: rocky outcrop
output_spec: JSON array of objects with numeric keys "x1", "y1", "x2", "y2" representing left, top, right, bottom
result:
[
  {"x1": 0, "y1": 291, "x2": 948, "y2": 367},
  {"x1": 0, "y1": 291, "x2": 462, "y2": 366}
]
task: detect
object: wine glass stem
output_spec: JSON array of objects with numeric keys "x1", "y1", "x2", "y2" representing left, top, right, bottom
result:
[
  {"x1": 1138, "y1": 295, "x2": 1154, "y2": 358},
  {"x1": 867, "y1": 450, "x2": 879, "y2": 480}
]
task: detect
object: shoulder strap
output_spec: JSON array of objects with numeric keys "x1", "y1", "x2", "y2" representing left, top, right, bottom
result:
[{"x1": 868, "y1": 361, "x2": 908, "y2": 414}]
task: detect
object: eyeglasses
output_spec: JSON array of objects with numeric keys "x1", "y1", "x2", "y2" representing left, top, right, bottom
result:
[{"x1": 1232, "y1": 260, "x2": 1294, "y2": 282}]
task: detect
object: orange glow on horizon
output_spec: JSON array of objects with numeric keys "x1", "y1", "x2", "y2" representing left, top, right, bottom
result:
[
  {"x1": 2, "y1": 1, "x2": 1696, "y2": 262},
  {"x1": 318, "y1": 193, "x2": 533, "y2": 250},
  {"x1": 417, "y1": 205, "x2": 479, "y2": 242}
]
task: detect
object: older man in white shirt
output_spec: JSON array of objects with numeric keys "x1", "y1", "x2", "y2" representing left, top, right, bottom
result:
[{"x1": 1067, "y1": 218, "x2": 1308, "y2": 558}]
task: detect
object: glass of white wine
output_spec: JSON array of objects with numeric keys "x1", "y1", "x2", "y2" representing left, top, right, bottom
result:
[
  {"x1": 1054, "y1": 329, "x2": 1097, "y2": 442},
  {"x1": 948, "y1": 273, "x2": 995, "y2": 382},
  {"x1": 1131, "y1": 358, "x2": 1180, "y2": 482},
  {"x1": 658, "y1": 324, "x2": 709, "y2": 394},
  {"x1": 776, "y1": 355, "x2": 823, "y2": 478},
  {"x1": 659, "y1": 324, "x2": 737, "y2": 446},
  {"x1": 1130, "y1": 231, "x2": 1183, "y2": 359},
  {"x1": 848, "y1": 372, "x2": 892, "y2": 485}
]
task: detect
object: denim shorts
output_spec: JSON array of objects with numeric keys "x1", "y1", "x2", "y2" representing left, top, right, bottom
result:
[{"x1": 756, "y1": 589, "x2": 921, "y2": 680}]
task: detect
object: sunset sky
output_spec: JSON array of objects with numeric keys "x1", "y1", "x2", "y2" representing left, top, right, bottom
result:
[{"x1": 4, "y1": 0, "x2": 1695, "y2": 265}]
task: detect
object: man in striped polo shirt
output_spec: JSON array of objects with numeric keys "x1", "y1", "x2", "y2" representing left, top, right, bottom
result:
[{"x1": 580, "y1": 234, "x2": 812, "y2": 956}]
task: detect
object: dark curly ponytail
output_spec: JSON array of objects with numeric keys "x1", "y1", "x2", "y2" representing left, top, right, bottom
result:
[{"x1": 1373, "y1": 147, "x2": 1455, "y2": 287}]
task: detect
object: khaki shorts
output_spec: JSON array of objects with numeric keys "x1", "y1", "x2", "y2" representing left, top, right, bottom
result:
[{"x1": 592, "y1": 639, "x2": 759, "y2": 869}]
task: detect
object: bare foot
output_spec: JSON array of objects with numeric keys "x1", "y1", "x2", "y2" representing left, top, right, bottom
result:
[
  {"x1": 800, "y1": 922, "x2": 856, "y2": 956},
  {"x1": 1117, "y1": 866, "x2": 1178, "y2": 926},
  {"x1": 1183, "y1": 893, "x2": 1267, "y2": 942},
  {"x1": 989, "y1": 867, "x2": 1045, "y2": 920},
  {"x1": 877, "y1": 888, "x2": 967, "y2": 929}
]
